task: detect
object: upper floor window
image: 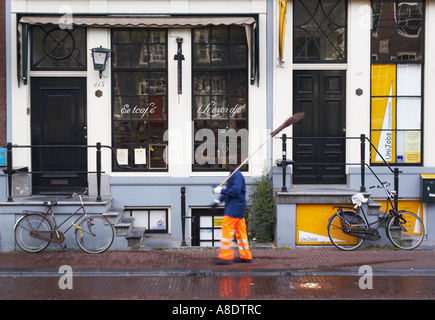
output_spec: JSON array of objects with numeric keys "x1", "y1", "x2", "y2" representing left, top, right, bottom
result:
[
  {"x1": 293, "y1": 0, "x2": 347, "y2": 62},
  {"x1": 372, "y1": 1, "x2": 423, "y2": 61},
  {"x1": 31, "y1": 25, "x2": 87, "y2": 70}
]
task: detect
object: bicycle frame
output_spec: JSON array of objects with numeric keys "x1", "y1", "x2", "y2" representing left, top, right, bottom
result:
[
  {"x1": 16, "y1": 191, "x2": 89, "y2": 244},
  {"x1": 52, "y1": 204, "x2": 87, "y2": 242},
  {"x1": 335, "y1": 182, "x2": 406, "y2": 241},
  {"x1": 370, "y1": 181, "x2": 409, "y2": 225},
  {"x1": 338, "y1": 205, "x2": 380, "y2": 240},
  {"x1": 329, "y1": 169, "x2": 425, "y2": 250}
]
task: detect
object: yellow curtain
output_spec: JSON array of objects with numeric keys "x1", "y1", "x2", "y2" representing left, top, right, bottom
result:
[{"x1": 278, "y1": 0, "x2": 287, "y2": 63}]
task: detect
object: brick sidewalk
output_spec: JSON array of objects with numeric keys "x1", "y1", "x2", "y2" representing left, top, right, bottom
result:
[{"x1": 1, "y1": 247, "x2": 435, "y2": 273}]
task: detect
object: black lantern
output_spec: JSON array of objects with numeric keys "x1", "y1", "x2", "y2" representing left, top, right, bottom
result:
[{"x1": 91, "y1": 46, "x2": 111, "y2": 78}]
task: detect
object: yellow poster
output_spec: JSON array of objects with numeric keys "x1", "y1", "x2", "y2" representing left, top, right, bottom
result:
[
  {"x1": 371, "y1": 64, "x2": 396, "y2": 96},
  {"x1": 296, "y1": 201, "x2": 423, "y2": 245},
  {"x1": 371, "y1": 64, "x2": 396, "y2": 163},
  {"x1": 375, "y1": 200, "x2": 423, "y2": 236},
  {"x1": 214, "y1": 217, "x2": 223, "y2": 227},
  {"x1": 296, "y1": 204, "x2": 344, "y2": 245}
]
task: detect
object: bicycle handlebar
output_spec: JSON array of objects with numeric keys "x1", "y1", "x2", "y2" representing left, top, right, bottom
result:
[
  {"x1": 370, "y1": 182, "x2": 390, "y2": 189},
  {"x1": 66, "y1": 188, "x2": 88, "y2": 199}
]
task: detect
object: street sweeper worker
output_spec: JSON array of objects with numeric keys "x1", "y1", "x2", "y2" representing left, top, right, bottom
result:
[
  {"x1": 211, "y1": 164, "x2": 252, "y2": 265},
  {"x1": 208, "y1": 114, "x2": 305, "y2": 265}
]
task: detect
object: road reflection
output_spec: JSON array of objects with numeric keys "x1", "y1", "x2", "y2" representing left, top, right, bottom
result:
[{"x1": 219, "y1": 276, "x2": 253, "y2": 298}]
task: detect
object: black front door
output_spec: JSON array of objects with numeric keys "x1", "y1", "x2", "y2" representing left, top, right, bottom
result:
[
  {"x1": 31, "y1": 77, "x2": 87, "y2": 194},
  {"x1": 293, "y1": 70, "x2": 346, "y2": 184}
]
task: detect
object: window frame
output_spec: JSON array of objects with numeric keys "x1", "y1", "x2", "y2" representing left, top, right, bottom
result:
[
  {"x1": 370, "y1": 0, "x2": 424, "y2": 166},
  {"x1": 191, "y1": 25, "x2": 249, "y2": 172},
  {"x1": 293, "y1": 0, "x2": 348, "y2": 63},
  {"x1": 30, "y1": 25, "x2": 87, "y2": 71},
  {"x1": 125, "y1": 207, "x2": 169, "y2": 233},
  {"x1": 111, "y1": 28, "x2": 169, "y2": 172}
]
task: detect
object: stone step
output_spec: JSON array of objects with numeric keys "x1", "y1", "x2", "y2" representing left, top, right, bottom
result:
[
  {"x1": 126, "y1": 227, "x2": 147, "y2": 249},
  {"x1": 103, "y1": 206, "x2": 124, "y2": 224},
  {"x1": 367, "y1": 199, "x2": 383, "y2": 216},
  {"x1": 141, "y1": 233, "x2": 181, "y2": 249},
  {"x1": 114, "y1": 216, "x2": 135, "y2": 236}
]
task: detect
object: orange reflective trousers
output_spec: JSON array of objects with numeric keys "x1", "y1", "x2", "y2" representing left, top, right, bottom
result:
[{"x1": 218, "y1": 215, "x2": 252, "y2": 261}]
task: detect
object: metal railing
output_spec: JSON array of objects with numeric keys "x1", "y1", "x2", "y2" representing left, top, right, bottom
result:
[
  {"x1": 4, "y1": 134, "x2": 401, "y2": 207},
  {"x1": 3, "y1": 142, "x2": 126, "y2": 202},
  {"x1": 276, "y1": 133, "x2": 401, "y2": 208}
]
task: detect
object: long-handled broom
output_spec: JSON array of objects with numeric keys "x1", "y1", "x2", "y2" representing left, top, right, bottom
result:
[{"x1": 217, "y1": 112, "x2": 304, "y2": 187}]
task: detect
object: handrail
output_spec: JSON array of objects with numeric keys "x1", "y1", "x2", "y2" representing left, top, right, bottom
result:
[
  {"x1": 3, "y1": 142, "x2": 129, "y2": 202},
  {"x1": 4, "y1": 134, "x2": 402, "y2": 209},
  {"x1": 276, "y1": 133, "x2": 401, "y2": 209}
]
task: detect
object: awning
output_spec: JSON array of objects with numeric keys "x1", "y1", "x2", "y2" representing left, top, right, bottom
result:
[
  {"x1": 19, "y1": 15, "x2": 256, "y2": 28},
  {"x1": 17, "y1": 15, "x2": 258, "y2": 85}
]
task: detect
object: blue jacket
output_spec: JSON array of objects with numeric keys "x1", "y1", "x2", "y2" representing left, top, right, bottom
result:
[{"x1": 219, "y1": 169, "x2": 246, "y2": 218}]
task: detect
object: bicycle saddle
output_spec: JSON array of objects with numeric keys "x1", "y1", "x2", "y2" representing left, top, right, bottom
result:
[
  {"x1": 43, "y1": 201, "x2": 57, "y2": 206},
  {"x1": 351, "y1": 193, "x2": 368, "y2": 207}
]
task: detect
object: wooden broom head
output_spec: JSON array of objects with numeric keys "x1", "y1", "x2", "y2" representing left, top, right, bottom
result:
[{"x1": 271, "y1": 112, "x2": 305, "y2": 137}]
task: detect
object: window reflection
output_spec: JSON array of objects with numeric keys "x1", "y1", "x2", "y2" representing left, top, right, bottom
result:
[
  {"x1": 371, "y1": 1, "x2": 423, "y2": 61},
  {"x1": 192, "y1": 26, "x2": 249, "y2": 170},
  {"x1": 219, "y1": 276, "x2": 253, "y2": 298},
  {"x1": 370, "y1": 1, "x2": 424, "y2": 165},
  {"x1": 112, "y1": 29, "x2": 168, "y2": 170}
]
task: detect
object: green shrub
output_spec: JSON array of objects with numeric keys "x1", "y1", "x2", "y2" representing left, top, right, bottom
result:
[{"x1": 247, "y1": 170, "x2": 276, "y2": 242}]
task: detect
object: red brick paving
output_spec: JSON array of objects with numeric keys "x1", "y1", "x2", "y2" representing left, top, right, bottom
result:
[{"x1": 1, "y1": 247, "x2": 434, "y2": 272}]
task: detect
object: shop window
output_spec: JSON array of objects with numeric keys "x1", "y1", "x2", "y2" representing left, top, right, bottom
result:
[
  {"x1": 370, "y1": 1, "x2": 424, "y2": 165},
  {"x1": 31, "y1": 25, "x2": 87, "y2": 70},
  {"x1": 112, "y1": 29, "x2": 168, "y2": 171},
  {"x1": 192, "y1": 26, "x2": 249, "y2": 170},
  {"x1": 126, "y1": 208, "x2": 168, "y2": 233},
  {"x1": 293, "y1": 0, "x2": 347, "y2": 62},
  {"x1": 372, "y1": 1, "x2": 423, "y2": 62}
]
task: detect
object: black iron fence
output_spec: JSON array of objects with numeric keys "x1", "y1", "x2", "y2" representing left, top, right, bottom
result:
[
  {"x1": 276, "y1": 133, "x2": 400, "y2": 209},
  {"x1": 3, "y1": 142, "x2": 126, "y2": 202},
  {"x1": 3, "y1": 134, "x2": 400, "y2": 207}
]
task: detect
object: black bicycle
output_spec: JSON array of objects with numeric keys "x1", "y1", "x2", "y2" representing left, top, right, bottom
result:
[
  {"x1": 14, "y1": 189, "x2": 114, "y2": 254},
  {"x1": 327, "y1": 182, "x2": 425, "y2": 251}
]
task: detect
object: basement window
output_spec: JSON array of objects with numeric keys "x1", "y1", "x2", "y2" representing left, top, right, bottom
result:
[{"x1": 125, "y1": 208, "x2": 168, "y2": 233}]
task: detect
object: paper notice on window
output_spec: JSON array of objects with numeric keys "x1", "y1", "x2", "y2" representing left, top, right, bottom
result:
[
  {"x1": 135, "y1": 148, "x2": 146, "y2": 165},
  {"x1": 405, "y1": 131, "x2": 421, "y2": 163},
  {"x1": 117, "y1": 149, "x2": 129, "y2": 165}
]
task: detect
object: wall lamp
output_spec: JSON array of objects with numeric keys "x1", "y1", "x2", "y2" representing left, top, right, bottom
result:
[{"x1": 91, "y1": 46, "x2": 112, "y2": 78}]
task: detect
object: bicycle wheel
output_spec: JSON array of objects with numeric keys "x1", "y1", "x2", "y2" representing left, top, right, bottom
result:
[
  {"x1": 328, "y1": 210, "x2": 367, "y2": 251},
  {"x1": 14, "y1": 213, "x2": 53, "y2": 253},
  {"x1": 75, "y1": 216, "x2": 114, "y2": 253},
  {"x1": 387, "y1": 211, "x2": 425, "y2": 250}
]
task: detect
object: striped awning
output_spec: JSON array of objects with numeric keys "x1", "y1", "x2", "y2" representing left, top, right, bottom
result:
[
  {"x1": 17, "y1": 15, "x2": 258, "y2": 85},
  {"x1": 19, "y1": 15, "x2": 256, "y2": 28}
]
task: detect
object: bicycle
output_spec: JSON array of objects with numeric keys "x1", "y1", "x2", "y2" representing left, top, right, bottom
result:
[
  {"x1": 327, "y1": 182, "x2": 425, "y2": 251},
  {"x1": 14, "y1": 189, "x2": 114, "y2": 254}
]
